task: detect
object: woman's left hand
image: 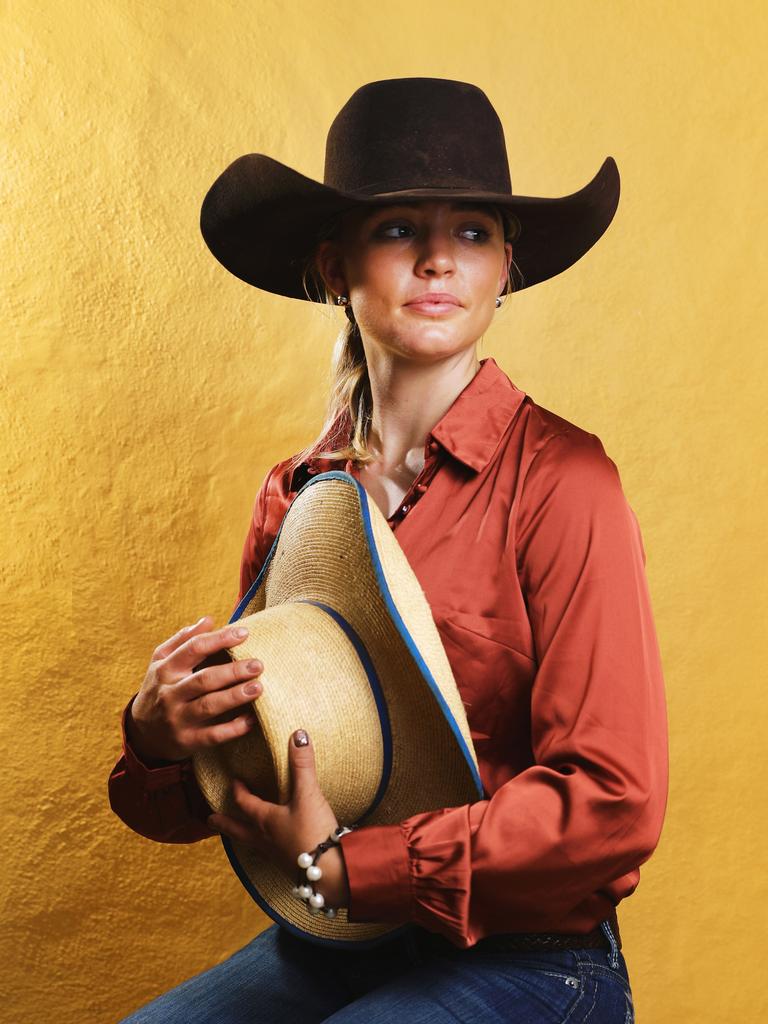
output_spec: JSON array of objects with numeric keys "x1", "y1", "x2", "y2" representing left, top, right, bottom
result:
[{"x1": 207, "y1": 728, "x2": 350, "y2": 909}]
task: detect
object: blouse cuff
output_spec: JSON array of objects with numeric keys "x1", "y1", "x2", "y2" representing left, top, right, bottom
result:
[
  {"x1": 339, "y1": 822, "x2": 412, "y2": 924},
  {"x1": 120, "y1": 695, "x2": 190, "y2": 791}
]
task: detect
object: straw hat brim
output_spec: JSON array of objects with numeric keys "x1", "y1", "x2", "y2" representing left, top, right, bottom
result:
[{"x1": 192, "y1": 470, "x2": 484, "y2": 947}]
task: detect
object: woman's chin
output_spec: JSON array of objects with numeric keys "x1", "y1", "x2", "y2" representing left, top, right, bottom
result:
[{"x1": 369, "y1": 331, "x2": 480, "y2": 364}]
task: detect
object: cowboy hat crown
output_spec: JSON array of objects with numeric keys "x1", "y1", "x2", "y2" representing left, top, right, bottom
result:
[{"x1": 323, "y1": 77, "x2": 514, "y2": 197}]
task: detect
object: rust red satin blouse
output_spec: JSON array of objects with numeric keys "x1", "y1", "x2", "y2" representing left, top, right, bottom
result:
[{"x1": 108, "y1": 356, "x2": 669, "y2": 949}]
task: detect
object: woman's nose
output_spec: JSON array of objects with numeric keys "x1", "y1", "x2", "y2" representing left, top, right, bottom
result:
[{"x1": 413, "y1": 229, "x2": 456, "y2": 273}]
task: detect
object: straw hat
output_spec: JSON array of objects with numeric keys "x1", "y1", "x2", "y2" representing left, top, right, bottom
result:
[
  {"x1": 192, "y1": 469, "x2": 483, "y2": 947},
  {"x1": 199, "y1": 76, "x2": 620, "y2": 299}
]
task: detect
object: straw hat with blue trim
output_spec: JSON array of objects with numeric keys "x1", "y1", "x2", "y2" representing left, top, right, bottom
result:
[{"x1": 192, "y1": 469, "x2": 483, "y2": 948}]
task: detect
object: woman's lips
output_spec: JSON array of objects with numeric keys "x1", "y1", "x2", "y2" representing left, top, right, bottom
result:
[{"x1": 404, "y1": 297, "x2": 462, "y2": 316}]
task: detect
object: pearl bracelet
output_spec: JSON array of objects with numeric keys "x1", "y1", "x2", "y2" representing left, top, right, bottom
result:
[{"x1": 293, "y1": 824, "x2": 357, "y2": 918}]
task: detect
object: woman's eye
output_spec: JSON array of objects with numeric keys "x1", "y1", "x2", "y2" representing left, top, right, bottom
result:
[
  {"x1": 460, "y1": 227, "x2": 490, "y2": 242},
  {"x1": 377, "y1": 223, "x2": 413, "y2": 238}
]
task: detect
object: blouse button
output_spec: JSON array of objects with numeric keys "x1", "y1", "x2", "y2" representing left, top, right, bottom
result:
[
  {"x1": 415, "y1": 483, "x2": 427, "y2": 493},
  {"x1": 400, "y1": 503, "x2": 410, "y2": 515},
  {"x1": 428, "y1": 440, "x2": 439, "y2": 453}
]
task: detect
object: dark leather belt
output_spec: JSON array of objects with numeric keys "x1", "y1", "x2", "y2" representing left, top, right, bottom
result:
[{"x1": 410, "y1": 908, "x2": 621, "y2": 955}]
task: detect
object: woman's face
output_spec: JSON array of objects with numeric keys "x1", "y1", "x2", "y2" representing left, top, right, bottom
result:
[{"x1": 314, "y1": 200, "x2": 513, "y2": 363}]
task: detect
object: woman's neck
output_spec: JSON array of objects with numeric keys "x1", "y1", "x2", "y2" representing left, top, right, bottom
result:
[{"x1": 362, "y1": 350, "x2": 482, "y2": 471}]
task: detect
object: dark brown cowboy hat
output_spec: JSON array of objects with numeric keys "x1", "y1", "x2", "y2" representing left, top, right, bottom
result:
[{"x1": 200, "y1": 77, "x2": 620, "y2": 298}]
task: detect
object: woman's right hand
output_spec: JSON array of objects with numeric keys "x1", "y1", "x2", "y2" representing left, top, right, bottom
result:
[{"x1": 126, "y1": 615, "x2": 264, "y2": 764}]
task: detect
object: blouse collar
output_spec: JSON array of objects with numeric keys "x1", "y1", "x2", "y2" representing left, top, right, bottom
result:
[{"x1": 292, "y1": 356, "x2": 527, "y2": 488}]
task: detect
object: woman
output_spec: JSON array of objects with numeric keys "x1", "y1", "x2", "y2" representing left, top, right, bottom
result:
[{"x1": 110, "y1": 77, "x2": 668, "y2": 1022}]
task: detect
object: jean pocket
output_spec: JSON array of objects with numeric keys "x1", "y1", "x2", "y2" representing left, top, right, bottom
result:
[
  {"x1": 571, "y1": 948, "x2": 634, "y2": 1013},
  {"x1": 585, "y1": 967, "x2": 635, "y2": 1023}
]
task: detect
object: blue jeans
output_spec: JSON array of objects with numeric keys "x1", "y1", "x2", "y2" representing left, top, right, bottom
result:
[{"x1": 119, "y1": 920, "x2": 634, "y2": 1023}]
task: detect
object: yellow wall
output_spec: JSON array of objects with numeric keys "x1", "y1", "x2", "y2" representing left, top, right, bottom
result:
[{"x1": 3, "y1": 2, "x2": 766, "y2": 1020}]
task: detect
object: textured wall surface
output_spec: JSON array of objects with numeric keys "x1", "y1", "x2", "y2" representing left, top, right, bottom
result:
[{"x1": 2, "y1": 1, "x2": 766, "y2": 1021}]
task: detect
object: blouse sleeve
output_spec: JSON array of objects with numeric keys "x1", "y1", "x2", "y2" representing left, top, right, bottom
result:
[
  {"x1": 338, "y1": 430, "x2": 669, "y2": 948},
  {"x1": 237, "y1": 462, "x2": 278, "y2": 606},
  {"x1": 107, "y1": 463, "x2": 279, "y2": 843}
]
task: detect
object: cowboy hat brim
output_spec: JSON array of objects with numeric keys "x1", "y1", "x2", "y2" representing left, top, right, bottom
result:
[{"x1": 199, "y1": 154, "x2": 619, "y2": 298}]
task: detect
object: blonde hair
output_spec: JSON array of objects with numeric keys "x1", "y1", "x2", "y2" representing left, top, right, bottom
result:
[{"x1": 286, "y1": 204, "x2": 523, "y2": 479}]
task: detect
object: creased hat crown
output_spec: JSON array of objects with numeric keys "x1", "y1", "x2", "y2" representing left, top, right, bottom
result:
[{"x1": 324, "y1": 77, "x2": 512, "y2": 196}]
